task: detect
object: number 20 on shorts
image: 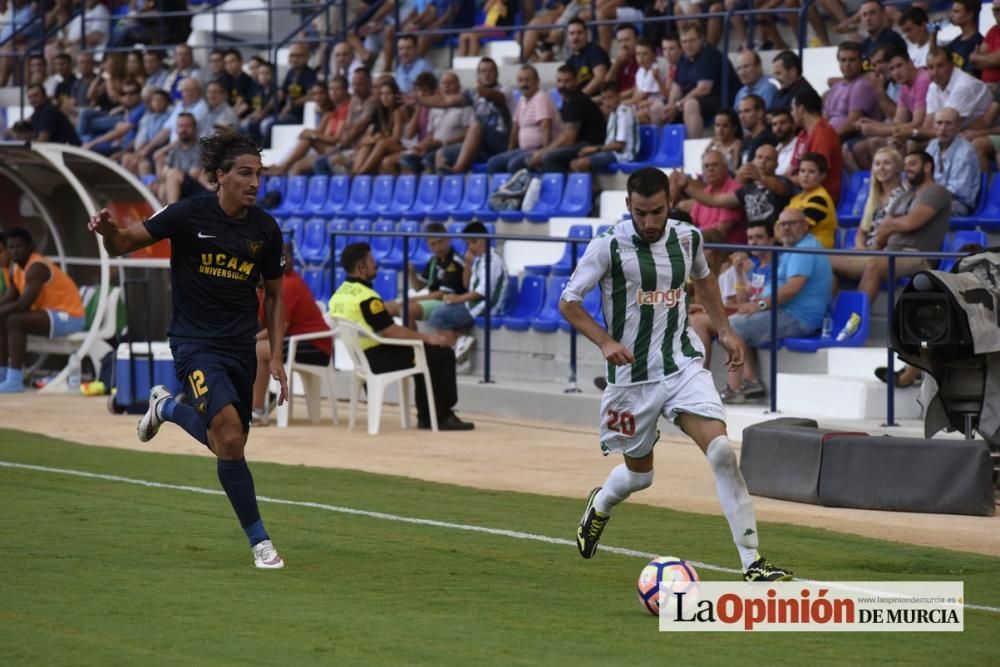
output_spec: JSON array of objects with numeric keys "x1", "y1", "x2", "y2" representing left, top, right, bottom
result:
[{"x1": 606, "y1": 409, "x2": 636, "y2": 436}]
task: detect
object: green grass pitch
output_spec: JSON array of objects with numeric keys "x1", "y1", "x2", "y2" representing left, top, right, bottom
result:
[{"x1": 1, "y1": 428, "x2": 998, "y2": 666}]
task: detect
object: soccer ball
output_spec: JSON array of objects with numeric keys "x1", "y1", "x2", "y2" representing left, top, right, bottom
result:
[{"x1": 636, "y1": 556, "x2": 700, "y2": 616}]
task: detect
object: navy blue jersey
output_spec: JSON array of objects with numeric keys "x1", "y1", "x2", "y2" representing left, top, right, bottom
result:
[{"x1": 144, "y1": 195, "x2": 284, "y2": 343}]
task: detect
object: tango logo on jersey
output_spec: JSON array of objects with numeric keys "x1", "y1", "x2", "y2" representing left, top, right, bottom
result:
[
  {"x1": 636, "y1": 287, "x2": 683, "y2": 307},
  {"x1": 199, "y1": 253, "x2": 255, "y2": 281}
]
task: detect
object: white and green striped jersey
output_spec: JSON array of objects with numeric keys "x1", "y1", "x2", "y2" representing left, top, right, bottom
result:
[
  {"x1": 468, "y1": 248, "x2": 509, "y2": 318},
  {"x1": 561, "y1": 219, "x2": 709, "y2": 386}
]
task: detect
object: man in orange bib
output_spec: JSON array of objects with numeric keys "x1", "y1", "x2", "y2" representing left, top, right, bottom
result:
[{"x1": 0, "y1": 227, "x2": 85, "y2": 393}]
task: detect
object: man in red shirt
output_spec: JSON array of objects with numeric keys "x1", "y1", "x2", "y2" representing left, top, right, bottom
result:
[
  {"x1": 970, "y1": 0, "x2": 1000, "y2": 83},
  {"x1": 790, "y1": 88, "x2": 843, "y2": 203},
  {"x1": 252, "y1": 243, "x2": 333, "y2": 425}
]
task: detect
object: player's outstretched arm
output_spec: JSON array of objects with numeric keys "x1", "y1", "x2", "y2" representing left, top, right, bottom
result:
[
  {"x1": 87, "y1": 208, "x2": 157, "y2": 257},
  {"x1": 560, "y1": 299, "x2": 635, "y2": 366},
  {"x1": 693, "y1": 273, "x2": 744, "y2": 371}
]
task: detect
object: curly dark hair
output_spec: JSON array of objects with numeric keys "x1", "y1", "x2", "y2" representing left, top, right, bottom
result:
[{"x1": 199, "y1": 129, "x2": 261, "y2": 185}]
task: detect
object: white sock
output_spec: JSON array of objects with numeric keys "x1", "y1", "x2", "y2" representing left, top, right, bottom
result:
[
  {"x1": 594, "y1": 464, "x2": 654, "y2": 514},
  {"x1": 706, "y1": 435, "x2": 760, "y2": 570}
]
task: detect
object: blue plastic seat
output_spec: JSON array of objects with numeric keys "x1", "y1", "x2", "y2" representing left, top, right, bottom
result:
[
  {"x1": 347, "y1": 220, "x2": 372, "y2": 245},
  {"x1": 955, "y1": 174, "x2": 1000, "y2": 230},
  {"x1": 560, "y1": 284, "x2": 603, "y2": 332},
  {"x1": 319, "y1": 174, "x2": 351, "y2": 218},
  {"x1": 951, "y1": 173, "x2": 991, "y2": 229},
  {"x1": 525, "y1": 224, "x2": 593, "y2": 276},
  {"x1": 299, "y1": 217, "x2": 331, "y2": 265},
  {"x1": 381, "y1": 174, "x2": 417, "y2": 221},
  {"x1": 502, "y1": 275, "x2": 546, "y2": 331},
  {"x1": 301, "y1": 175, "x2": 330, "y2": 218},
  {"x1": 333, "y1": 268, "x2": 346, "y2": 291},
  {"x1": 256, "y1": 175, "x2": 267, "y2": 202},
  {"x1": 517, "y1": 173, "x2": 565, "y2": 223},
  {"x1": 342, "y1": 175, "x2": 373, "y2": 218},
  {"x1": 328, "y1": 219, "x2": 349, "y2": 262},
  {"x1": 595, "y1": 224, "x2": 613, "y2": 237},
  {"x1": 374, "y1": 269, "x2": 398, "y2": 301},
  {"x1": 452, "y1": 174, "x2": 489, "y2": 222},
  {"x1": 281, "y1": 217, "x2": 306, "y2": 250},
  {"x1": 370, "y1": 220, "x2": 398, "y2": 265},
  {"x1": 554, "y1": 173, "x2": 592, "y2": 217},
  {"x1": 836, "y1": 171, "x2": 869, "y2": 225},
  {"x1": 427, "y1": 174, "x2": 464, "y2": 222},
  {"x1": 476, "y1": 275, "x2": 519, "y2": 328},
  {"x1": 478, "y1": 173, "x2": 509, "y2": 223},
  {"x1": 648, "y1": 124, "x2": 685, "y2": 168},
  {"x1": 357, "y1": 175, "x2": 395, "y2": 221},
  {"x1": 271, "y1": 174, "x2": 308, "y2": 218},
  {"x1": 396, "y1": 221, "x2": 433, "y2": 267},
  {"x1": 938, "y1": 230, "x2": 988, "y2": 272},
  {"x1": 783, "y1": 291, "x2": 870, "y2": 352},
  {"x1": 301, "y1": 267, "x2": 332, "y2": 302},
  {"x1": 446, "y1": 222, "x2": 467, "y2": 256},
  {"x1": 404, "y1": 174, "x2": 441, "y2": 222},
  {"x1": 261, "y1": 175, "x2": 285, "y2": 210},
  {"x1": 531, "y1": 275, "x2": 570, "y2": 333},
  {"x1": 614, "y1": 125, "x2": 659, "y2": 173}
]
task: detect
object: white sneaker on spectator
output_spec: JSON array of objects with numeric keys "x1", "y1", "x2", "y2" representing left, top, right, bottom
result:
[
  {"x1": 455, "y1": 335, "x2": 475, "y2": 363},
  {"x1": 252, "y1": 539, "x2": 284, "y2": 569},
  {"x1": 456, "y1": 359, "x2": 472, "y2": 375}
]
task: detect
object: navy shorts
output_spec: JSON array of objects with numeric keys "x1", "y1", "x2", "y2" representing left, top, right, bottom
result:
[{"x1": 171, "y1": 339, "x2": 257, "y2": 432}]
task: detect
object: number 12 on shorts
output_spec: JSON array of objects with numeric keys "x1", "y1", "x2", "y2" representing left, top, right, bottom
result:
[{"x1": 606, "y1": 409, "x2": 636, "y2": 436}]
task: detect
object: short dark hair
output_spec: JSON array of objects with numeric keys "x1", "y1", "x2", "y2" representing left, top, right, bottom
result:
[
  {"x1": 792, "y1": 88, "x2": 823, "y2": 115},
  {"x1": 899, "y1": 6, "x2": 928, "y2": 26},
  {"x1": 177, "y1": 111, "x2": 197, "y2": 125},
  {"x1": 837, "y1": 41, "x2": 863, "y2": 57},
  {"x1": 54, "y1": 53, "x2": 72, "y2": 65},
  {"x1": 210, "y1": 48, "x2": 225, "y2": 58},
  {"x1": 425, "y1": 222, "x2": 447, "y2": 234},
  {"x1": 397, "y1": 34, "x2": 417, "y2": 46},
  {"x1": 927, "y1": 46, "x2": 950, "y2": 63},
  {"x1": 199, "y1": 129, "x2": 261, "y2": 185},
  {"x1": 330, "y1": 75, "x2": 348, "y2": 89},
  {"x1": 747, "y1": 220, "x2": 774, "y2": 238},
  {"x1": 626, "y1": 167, "x2": 670, "y2": 199},
  {"x1": 26, "y1": 83, "x2": 46, "y2": 97},
  {"x1": 557, "y1": 64, "x2": 576, "y2": 78},
  {"x1": 800, "y1": 151, "x2": 828, "y2": 174},
  {"x1": 6, "y1": 227, "x2": 32, "y2": 245},
  {"x1": 772, "y1": 50, "x2": 801, "y2": 74},
  {"x1": 145, "y1": 49, "x2": 165, "y2": 61},
  {"x1": 414, "y1": 71, "x2": 438, "y2": 92},
  {"x1": 769, "y1": 108, "x2": 793, "y2": 121},
  {"x1": 341, "y1": 242, "x2": 371, "y2": 272},
  {"x1": 567, "y1": 17, "x2": 587, "y2": 31},
  {"x1": 879, "y1": 43, "x2": 909, "y2": 63},
  {"x1": 615, "y1": 23, "x2": 636, "y2": 37},
  {"x1": 741, "y1": 94, "x2": 765, "y2": 112},
  {"x1": 519, "y1": 64, "x2": 539, "y2": 81},
  {"x1": 150, "y1": 89, "x2": 171, "y2": 103},
  {"x1": 953, "y1": 0, "x2": 982, "y2": 17},
  {"x1": 906, "y1": 149, "x2": 934, "y2": 171},
  {"x1": 600, "y1": 81, "x2": 619, "y2": 95},
  {"x1": 463, "y1": 221, "x2": 488, "y2": 235},
  {"x1": 224, "y1": 48, "x2": 242, "y2": 60},
  {"x1": 635, "y1": 37, "x2": 654, "y2": 51}
]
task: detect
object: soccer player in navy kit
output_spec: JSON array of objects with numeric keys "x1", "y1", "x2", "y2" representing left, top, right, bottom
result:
[{"x1": 87, "y1": 130, "x2": 290, "y2": 569}]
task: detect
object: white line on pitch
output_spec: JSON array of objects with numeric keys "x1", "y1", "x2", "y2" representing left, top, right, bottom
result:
[{"x1": 2, "y1": 459, "x2": 998, "y2": 615}]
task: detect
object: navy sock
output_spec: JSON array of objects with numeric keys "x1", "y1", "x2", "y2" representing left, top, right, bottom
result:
[
  {"x1": 217, "y1": 458, "x2": 268, "y2": 547},
  {"x1": 160, "y1": 397, "x2": 209, "y2": 447}
]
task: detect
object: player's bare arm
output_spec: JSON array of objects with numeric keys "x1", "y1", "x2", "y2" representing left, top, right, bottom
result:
[
  {"x1": 560, "y1": 299, "x2": 635, "y2": 366},
  {"x1": 87, "y1": 208, "x2": 157, "y2": 257},
  {"x1": 262, "y1": 276, "x2": 289, "y2": 406},
  {"x1": 693, "y1": 273, "x2": 744, "y2": 371}
]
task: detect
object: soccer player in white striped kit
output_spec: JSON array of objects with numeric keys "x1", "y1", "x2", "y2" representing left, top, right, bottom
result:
[{"x1": 560, "y1": 168, "x2": 791, "y2": 581}]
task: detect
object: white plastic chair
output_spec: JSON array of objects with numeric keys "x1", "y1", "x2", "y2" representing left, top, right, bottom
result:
[
  {"x1": 331, "y1": 317, "x2": 439, "y2": 435},
  {"x1": 27, "y1": 285, "x2": 120, "y2": 380},
  {"x1": 274, "y1": 326, "x2": 340, "y2": 428}
]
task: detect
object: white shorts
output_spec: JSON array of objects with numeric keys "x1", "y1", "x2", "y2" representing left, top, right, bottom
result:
[{"x1": 598, "y1": 362, "x2": 726, "y2": 459}]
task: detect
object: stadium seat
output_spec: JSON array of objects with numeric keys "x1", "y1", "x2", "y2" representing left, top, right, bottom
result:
[
  {"x1": 502, "y1": 275, "x2": 546, "y2": 331},
  {"x1": 320, "y1": 174, "x2": 351, "y2": 218},
  {"x1": 517, "y1": 173, "x2": 565, "y2": 223},
  {"x1": 446, "y1": 222, "x2": 467, "y2": 256},
  {"x1": 333, "y1": 268, "x2": 346, "y2": 291},
  {"x1": 256, "y1": 175, "x2": 267, "y2": 203},
  {"x1": 404, "y1": 174, "x2": 441, "y2": 222},
  {"x1": 955, "y1": 174, "x2": 1000, "y2": 230},
  {"x1": 478, "y1": 173, "x2": 509, "y2": 223},
  {"x1": 342, "y1": 175, "x2": 373, "y2": 218},
  {"x1": 525, "y1": 224, "x2": 593, "y2": 276},
  {"x1": 426, "y1": 174, "x2": 464, "y2": 222},
  {"x1": 451, "y1": 174, "x2": 489, "y2": 222},
  {"x1": 371, "y1": 220, "x2": 398, "y2": 266},
  {"x1": 329, "y1": 219, "x2": 349, "y2": 261},
  {"x1": 347, "y1": 220, "x2": 372, "y2": 246},
  {"x1": 783, "y1": 291, "x2": 870, "y2": 352},
  {"x1": 554, "y1": 173, "x2": 592, "y2": 217},
  {"x1": 951, "y1": 174, "x2": 992, "y2": 229},
  {"x1": 301, "y1": 175, "x2": 330, "y2": 218},
  {"x1": 271, "y1": 174, "x2": 308, "y2": 218},
  {"x1": 374, "y1": 269, "x2": 398, "y2": 301},
  {"x1": 382, "y1": 174, "x2": 418, "y2": 221},
  {"x1": 396, "y1": 221, "x2": 433, "y2": 267},
  {"x1": 938, "y1": 230, "x2": 988, "y2": 272},
  {"x1": 356, "y1": 175, "x2": 395, "y2": 221},
  {"x1": 262, "y1": 175, "x2": 285, "y2": 210},
  {"x1": 301, "y1": 266, "x2": 332, "y2": 302},
  {"x1": 476, "y1": 275, "x2": 519, "y2": 328},
  {"x1": 836, "y1": 171, "x2": 869, "y2": 226},
  {"x1": 281, "y1": 217, "x2": 305, "y2": 250},
  {"x1": 649, "y1": 124, "x2": 685, "y2": 168},
  {"x1": 836, "y1": 226, "x2": 859, "y2": 250},
  {"x1": 530, "y1": 275, "x2": 570, "y2": 332},
  {"x1": 300, "y1": 217, "x2": 333, "y2": 265},
  {"x1": 614, "y1": 125, "x2": 658, "y2": 173},
  {"x1": 559, "y1": 285, "x2": 603, "y2": 332},
  {"x1": 595, "y1": 223, "x2": 613, "y2": 236}
]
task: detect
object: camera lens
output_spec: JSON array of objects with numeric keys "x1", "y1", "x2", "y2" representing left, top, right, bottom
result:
[{"x1": 910, "y1": 302, "x2": 948, "y2": 341}]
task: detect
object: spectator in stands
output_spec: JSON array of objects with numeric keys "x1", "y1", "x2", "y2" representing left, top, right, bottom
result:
[
  {"x1": 268, "y1": 76, "x2": 351, "y2": 176},
  {"x1": 9, "y1": 120, "x2": 36, "y2": 142},
  {"x1": 241, "y1": 61, "x2": 277, "y2": 147},
  {"x1": 221, "y1": 49, "x2": 254, "y2": 117},
  {"x1": 675, "y1": 0, "x2": 725, "y2": 46},
  {"x1": 962, "y1": 84, "x2": 1000, "y2": 170},
  {"x1": 400, "y1": 71, "x2": 473, "y2": 175},
  {"x1": 158, "y1": 113, "x2": 208, "y2": 204},
  {"x1": 830, "y1": 146, "x2": 907, "y2": 279},
  {"x1": 859, "y1": 0, "x2": 908, "y2": 64},
  {"x1": 899, "y1": 5, "x2": 933, "y2": 68},
  {"x1": 733, "y1": 50, "x2": 777, "y2": 111},
  {"x1": 199, "y1": 80, "x2": 239, "y2": 138},
  {"x1": 708, "y1": 109, "x2": 743, "y2": 172},
  {"x1": 790, "y1": 88, "x2": 843, "y2": 203},
  {"x1": 925, "y1": 107, "x2": 980, "y2": 215},
  {"x1": 569, "y1": 82, "x2": 639, "y2": 173},
  {"x1": 769, "y1": 50, "x2": 818, "y2": 113},
  {"x1": 66, "y1": 51, "x2": 98, "y2": 124},
  {"x1": 947, "y1": 0, "x2": 984, "y2": 75},
  {"x1": 422, "y1": 57, "x2": 512, "y2": 174},
  {"x1": 203, "y1": 49, "x2": 226, "y2": 84},
  {"x1": 771, "y1": 108, "x2": 798, "y2": 176},
  {"x1": 125, "y1": 51, "x2": 147, "y2": 90},
  {"x1": 120, "y1": 89, "x2": 172, "y2": 176},
  {"x1": 738, "y1": 94, "x2": 776, "y2": 166},
  {"x1": 45, "y1": 0, "x2": 110, "y2": 62},
  {"x1": 87, "y1": 53, "x2": 127, "y2": 113},
  {"x1": 661, "y1": 33, "x2": 682, "y2": 84},
  {"x1": 630, "y1": 37, "x2": 669, "y2": 124},
  {"x1": 971, "y1": 0, "x2": 1000, "y2": 83},
  {"x1": 787, "y1": 152, "x2": 837, "y2": 248},
  {"x1": 275, "y1": 42, "x2": 317, "y2": 124},
  {"x1": 394, "y1": 34, "x2": 432, "y2": 95},
  {"x1": 314, "y1": 67, "x2": 376, "y2": 175},
  {"x1": 414, "y1": 0, "x2": 460, "y2": 58},
  {"x1": 856, "y1": 149, "x2": 951, "y2": 305},
  {"x1": 142, "y1": 50, "x2": 170, "y2": 93},
  {"x1": 826, "y1": 41, "x2": 885, "y2": 155},
  {"x1": 0, "y1": 226, "x2": 85, "y2": 393},
  {"x1": 564, "y1": 18, "x2": 611, "y2": 97},
  {"x1": 164, "y1": 43, "x2": 202, "y2": 101},
  {"x1": 721, "y1": 207, "x2": 832, "y2": 404},
  {"x1": 608, "y1": 23, "x2": 638, "y2": 95},
  {"x1": 458, "y1": 0, "x2": 513, "y2": 56},
  {"x1": 486, "y1": 65, "x2": 558, "y2": 174},
  {"x1": 386, "y1": 222, "x2": 467, "y2": 327},
  {"x1": 27, "y1": 84, "x2": 80, "y2": 145},
  {"x1": 427, "y1": 221, "x2": 508, "y2": 367},
  {"x1": 331, "y1": 242, "x2": 474, "y2": 430},
  {"x1": 329, "y1": 41, "x2": 362, "y2": 90},
  {"x1": 352, "y1": 79, "x2": 407, "y2": 175},
  {"x1": 0, "y1": 0, "x2": 37, "y2": 86},
  {"x1": 923, "y1": 46, "x2": 992, "y2": 131},
  {"x1": 81, "y1": 80, "x2": 146, "y2": 156},
  {"x1": 853, "y1": 45, "x2": 930, "y2": 169},
  {"x1": 664, "y1": 23, "x2": 738, "y2": 139},
  {"x1": 161, "y1": 77, "x2": 209, "y2": 145},
  {"x1": 527, "y1": 64, "x2": 606, "y2": 172},
  {"x1": 677, "y1": 143, "x2": 793, "y2": 235},
  {"x1": 25, "y1": 54, "x2": 54, "y2": 96},
  {"x1": 678, "y1": 149, "x2": 747, "y2": 244},
  {"x1": 251, "y1": 243, "x2": 332, "y2": 427},
  {"x1": 52, "y1": 53, "x2": 77, "y2": 114}
]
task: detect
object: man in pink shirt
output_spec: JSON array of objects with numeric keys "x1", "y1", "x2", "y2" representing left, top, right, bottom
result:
[
  {"x1": 688, "y1": 149, "x2": 746, "y2": 245},
  {"x1": 486, "y1": 65, "x2": 558, "y2": 174},
  {"x1": 823, "y1": 42, "x2": 883, "y2": 141}
]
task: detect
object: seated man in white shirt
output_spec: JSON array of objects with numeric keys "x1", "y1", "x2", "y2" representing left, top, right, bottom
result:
[
  {"x1": 919, "y1": 46, "x2": 992, "y2": 138},
  {"x1": 630, "y1": 37, "x2": 669, "y2": 124}
]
